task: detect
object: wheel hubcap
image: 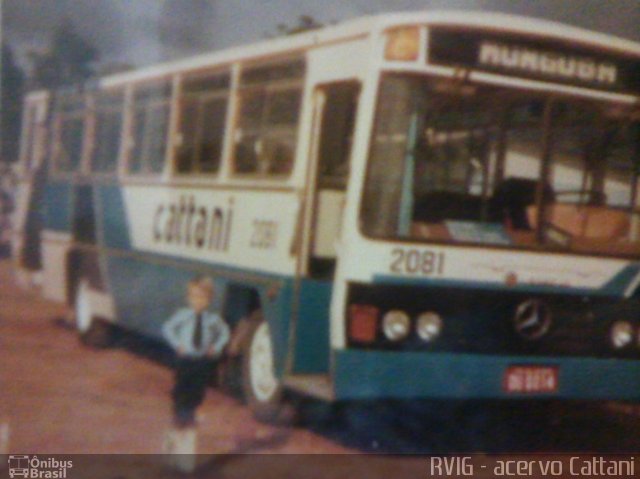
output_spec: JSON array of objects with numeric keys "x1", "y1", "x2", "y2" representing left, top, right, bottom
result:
[{"x1": 249, "y1": 322, "x2": 278, "y2": 402}]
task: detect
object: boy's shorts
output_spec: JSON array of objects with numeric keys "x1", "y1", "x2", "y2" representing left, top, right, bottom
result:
[{"x1": 172, "y1": 357, "x2": 217, "y2": 426}]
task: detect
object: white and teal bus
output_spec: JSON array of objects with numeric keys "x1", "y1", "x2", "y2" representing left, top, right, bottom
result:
[{"x1": 12, "y1": 11, "x2": 640, "y2": 420}]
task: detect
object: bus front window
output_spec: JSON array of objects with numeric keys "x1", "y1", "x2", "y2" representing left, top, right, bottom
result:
[{"x1": 361, "y1": 73, "x2": 640, "y2": 257}]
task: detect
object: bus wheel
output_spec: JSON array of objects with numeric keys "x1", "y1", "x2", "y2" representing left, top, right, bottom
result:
[
  {"x1": 242, "y1": 318, "x2": 285, "y2": 422},
  {"x1": 74, "y1": 280, "x2": 113, "y2": 348}
]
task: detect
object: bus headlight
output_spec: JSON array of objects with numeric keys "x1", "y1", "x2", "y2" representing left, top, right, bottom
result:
[
  {"x1": 610, "y1": 321, "x2": 633, "y2": 349},
  {"x1": 416, "y1": 312, "x2": 443, "y2": 342},
  {"x1": 382, "y1": 310, "x2": 411, "y2": 341}
]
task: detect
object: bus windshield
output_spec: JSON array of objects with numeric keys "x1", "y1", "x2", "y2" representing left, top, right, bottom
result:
[{"x1": 362, "y1": 73, "x2": 640, "y2": 257}]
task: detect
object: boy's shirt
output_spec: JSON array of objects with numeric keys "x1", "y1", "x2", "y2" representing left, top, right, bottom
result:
[{"x1": 162, "y1": 308, "x2": 230, "y2": 358}]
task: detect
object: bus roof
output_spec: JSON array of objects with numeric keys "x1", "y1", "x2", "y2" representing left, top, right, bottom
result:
[{"x1": 92, "y1": 10, "x2": 640, "y2": 89}]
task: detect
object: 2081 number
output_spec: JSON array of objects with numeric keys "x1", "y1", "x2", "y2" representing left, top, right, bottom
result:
[{"x1": 390, "y1": 248, "x2": 445, "y2": 275}]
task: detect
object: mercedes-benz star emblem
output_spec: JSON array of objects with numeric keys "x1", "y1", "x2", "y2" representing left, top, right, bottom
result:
[{"x1": 513, "y1": 299, "x2": 551, "y2": 340}]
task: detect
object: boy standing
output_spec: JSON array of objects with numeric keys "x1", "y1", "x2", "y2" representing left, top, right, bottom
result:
[{"x1": 162, "y1": 276, "x2": 230, "y2": 465}]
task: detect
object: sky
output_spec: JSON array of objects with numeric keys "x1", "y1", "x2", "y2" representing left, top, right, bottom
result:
[{"x1": 3, "y1": 0, "x2": 640, "y2": 74}]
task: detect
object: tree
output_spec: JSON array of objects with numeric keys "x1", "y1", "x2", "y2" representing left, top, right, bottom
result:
[
  {"x1": 1, "y1": 44, "x2": 25, "y2": 163},
  {"x1": 29, "y1": 18, "x2": 99, "y2": 89}
]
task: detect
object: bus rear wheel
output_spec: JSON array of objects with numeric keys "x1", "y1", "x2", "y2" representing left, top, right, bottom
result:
[
  {"x1": 74, "y1": 279, "x2": 113, "y2": 348},
  {"x1": 242, "y1": 318, "x2": 286, "y2": 423}
]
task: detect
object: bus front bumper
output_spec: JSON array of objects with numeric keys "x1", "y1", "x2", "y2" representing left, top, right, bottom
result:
[{"x1": 333, "y1": 350, "x2": 640, "y2": 401}]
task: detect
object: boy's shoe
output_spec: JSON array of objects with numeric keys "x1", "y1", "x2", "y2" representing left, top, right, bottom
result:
[{"x1": 163, "y1": 426, "x2": 198, "y2": 473}]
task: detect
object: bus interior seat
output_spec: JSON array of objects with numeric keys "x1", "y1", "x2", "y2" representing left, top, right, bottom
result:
[
  {"x1": 413, "y1": 191, "x2": 484, "y2": 223},
  {"x1": 489, "y1": 177, "x2": 555, "y2": 230},
  {"x1": 527, "y1": 204, "x2": 630, "y2": 240},
  {"x1": 410, "y1": 178, "x2": 556, "y2": 240}
]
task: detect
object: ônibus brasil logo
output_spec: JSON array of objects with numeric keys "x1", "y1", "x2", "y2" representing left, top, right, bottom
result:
[{"x1": 7, "y1": 456, "x2": 72, "y2": 478}]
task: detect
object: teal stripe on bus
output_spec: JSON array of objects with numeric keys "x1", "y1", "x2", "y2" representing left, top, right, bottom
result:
[
  {"x1": 600, "y1": 264, "x2": 640, "y2": 296},
  {"x1": 102, "y1": 250, "x2": 331, "y2": 377},
  {"x1": 43, "y1": 182, "x2": 73, "y2": 232},
  {"x1": 294, "y1": 279, "x2": 332, "y2": 373},
  {"x1": 334, "y1": 349, "x2": 640, "y2": 400},
  {"x1": 95, "y1": 184, "x2": 132, "y2": 251}
]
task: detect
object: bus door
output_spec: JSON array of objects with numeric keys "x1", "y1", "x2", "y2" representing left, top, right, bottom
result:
[
  {"x1": 13, "y1": 95, "x2": 49, "y2": 275},
  {"x1": 288, "y1": 82, "x2": 359, "y2": 379},
  {"x1": 307, "y1": 82, "x2": 359, "y2": 278}
]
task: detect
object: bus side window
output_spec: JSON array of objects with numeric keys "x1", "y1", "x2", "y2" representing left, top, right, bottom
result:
[
  {"x1": 20, "y1": 104, "x2": 37, "y2": 172},
  {"x1": 175, "y1": 71, "x2": 230, "y2": 175},
  {"x1": 90, "y1": 90, "x2": 124, "y2": 174},
  {"x1": 309, "y1": 81, "x2": 360, "y2": 278},
  {"x1": 317, "y1": 83, "x2": 359, "y2": 190},
  {"x1": 233, "y1": 58, "x2": 305, "y2": 177},
  {"x1": 52, "y1": 93, "x2": 86, "y2": 174},
  {"x1": 128, "y1": 81, "x2": 171, "y2": 175}
]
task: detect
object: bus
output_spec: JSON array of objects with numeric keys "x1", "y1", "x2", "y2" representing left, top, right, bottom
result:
[
  {"x1": 8, "y1": 455, "x2": 29, "y2": 478},
  {"x1": 12, "y1": 11, "x2": 640, "y2": 421}
]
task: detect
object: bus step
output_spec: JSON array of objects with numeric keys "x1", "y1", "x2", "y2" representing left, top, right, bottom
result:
[{"x1": 283, "y1": 374, "x2": 334, "y2": 401}]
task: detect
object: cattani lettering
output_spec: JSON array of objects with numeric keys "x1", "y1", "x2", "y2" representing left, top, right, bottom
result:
[
  {"x1": 153, "y1": 195, "x2": 234, "y2": 251},
  {"x1": 569, "y1": 456, "x2": 635, "y2": 476},
  {"x1": 479, "y1": 41, "x2": 618, "y2": 85}
]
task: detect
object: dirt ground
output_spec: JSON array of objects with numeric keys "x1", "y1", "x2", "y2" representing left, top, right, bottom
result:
[
  {"x1": 3, "y1": 258, "x2": 640, "y2": 478},
  {"x1": 0, "y1": 259, "x2": 352, "y2": 456},
  {"x1": 0, "y1": 259, "x2": 388, "y2": 477}
]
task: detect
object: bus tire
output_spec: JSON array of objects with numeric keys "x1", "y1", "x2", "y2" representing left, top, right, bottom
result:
[
  {"x1": 74, "y1": 279, "x2": 113, "y2": 348},
  {"x1": 242, "y1": 318, "x2": 286, "y2": 423}
]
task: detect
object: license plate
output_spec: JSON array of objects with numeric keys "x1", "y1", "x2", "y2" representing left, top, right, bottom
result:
[{"x1": 503, "y1": 366, "x2": 558, "y2": 394}]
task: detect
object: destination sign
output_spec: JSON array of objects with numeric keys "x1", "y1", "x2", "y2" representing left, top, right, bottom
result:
[{"x1": 428, "y1": 27, "x2": 640, "y2": 94}]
